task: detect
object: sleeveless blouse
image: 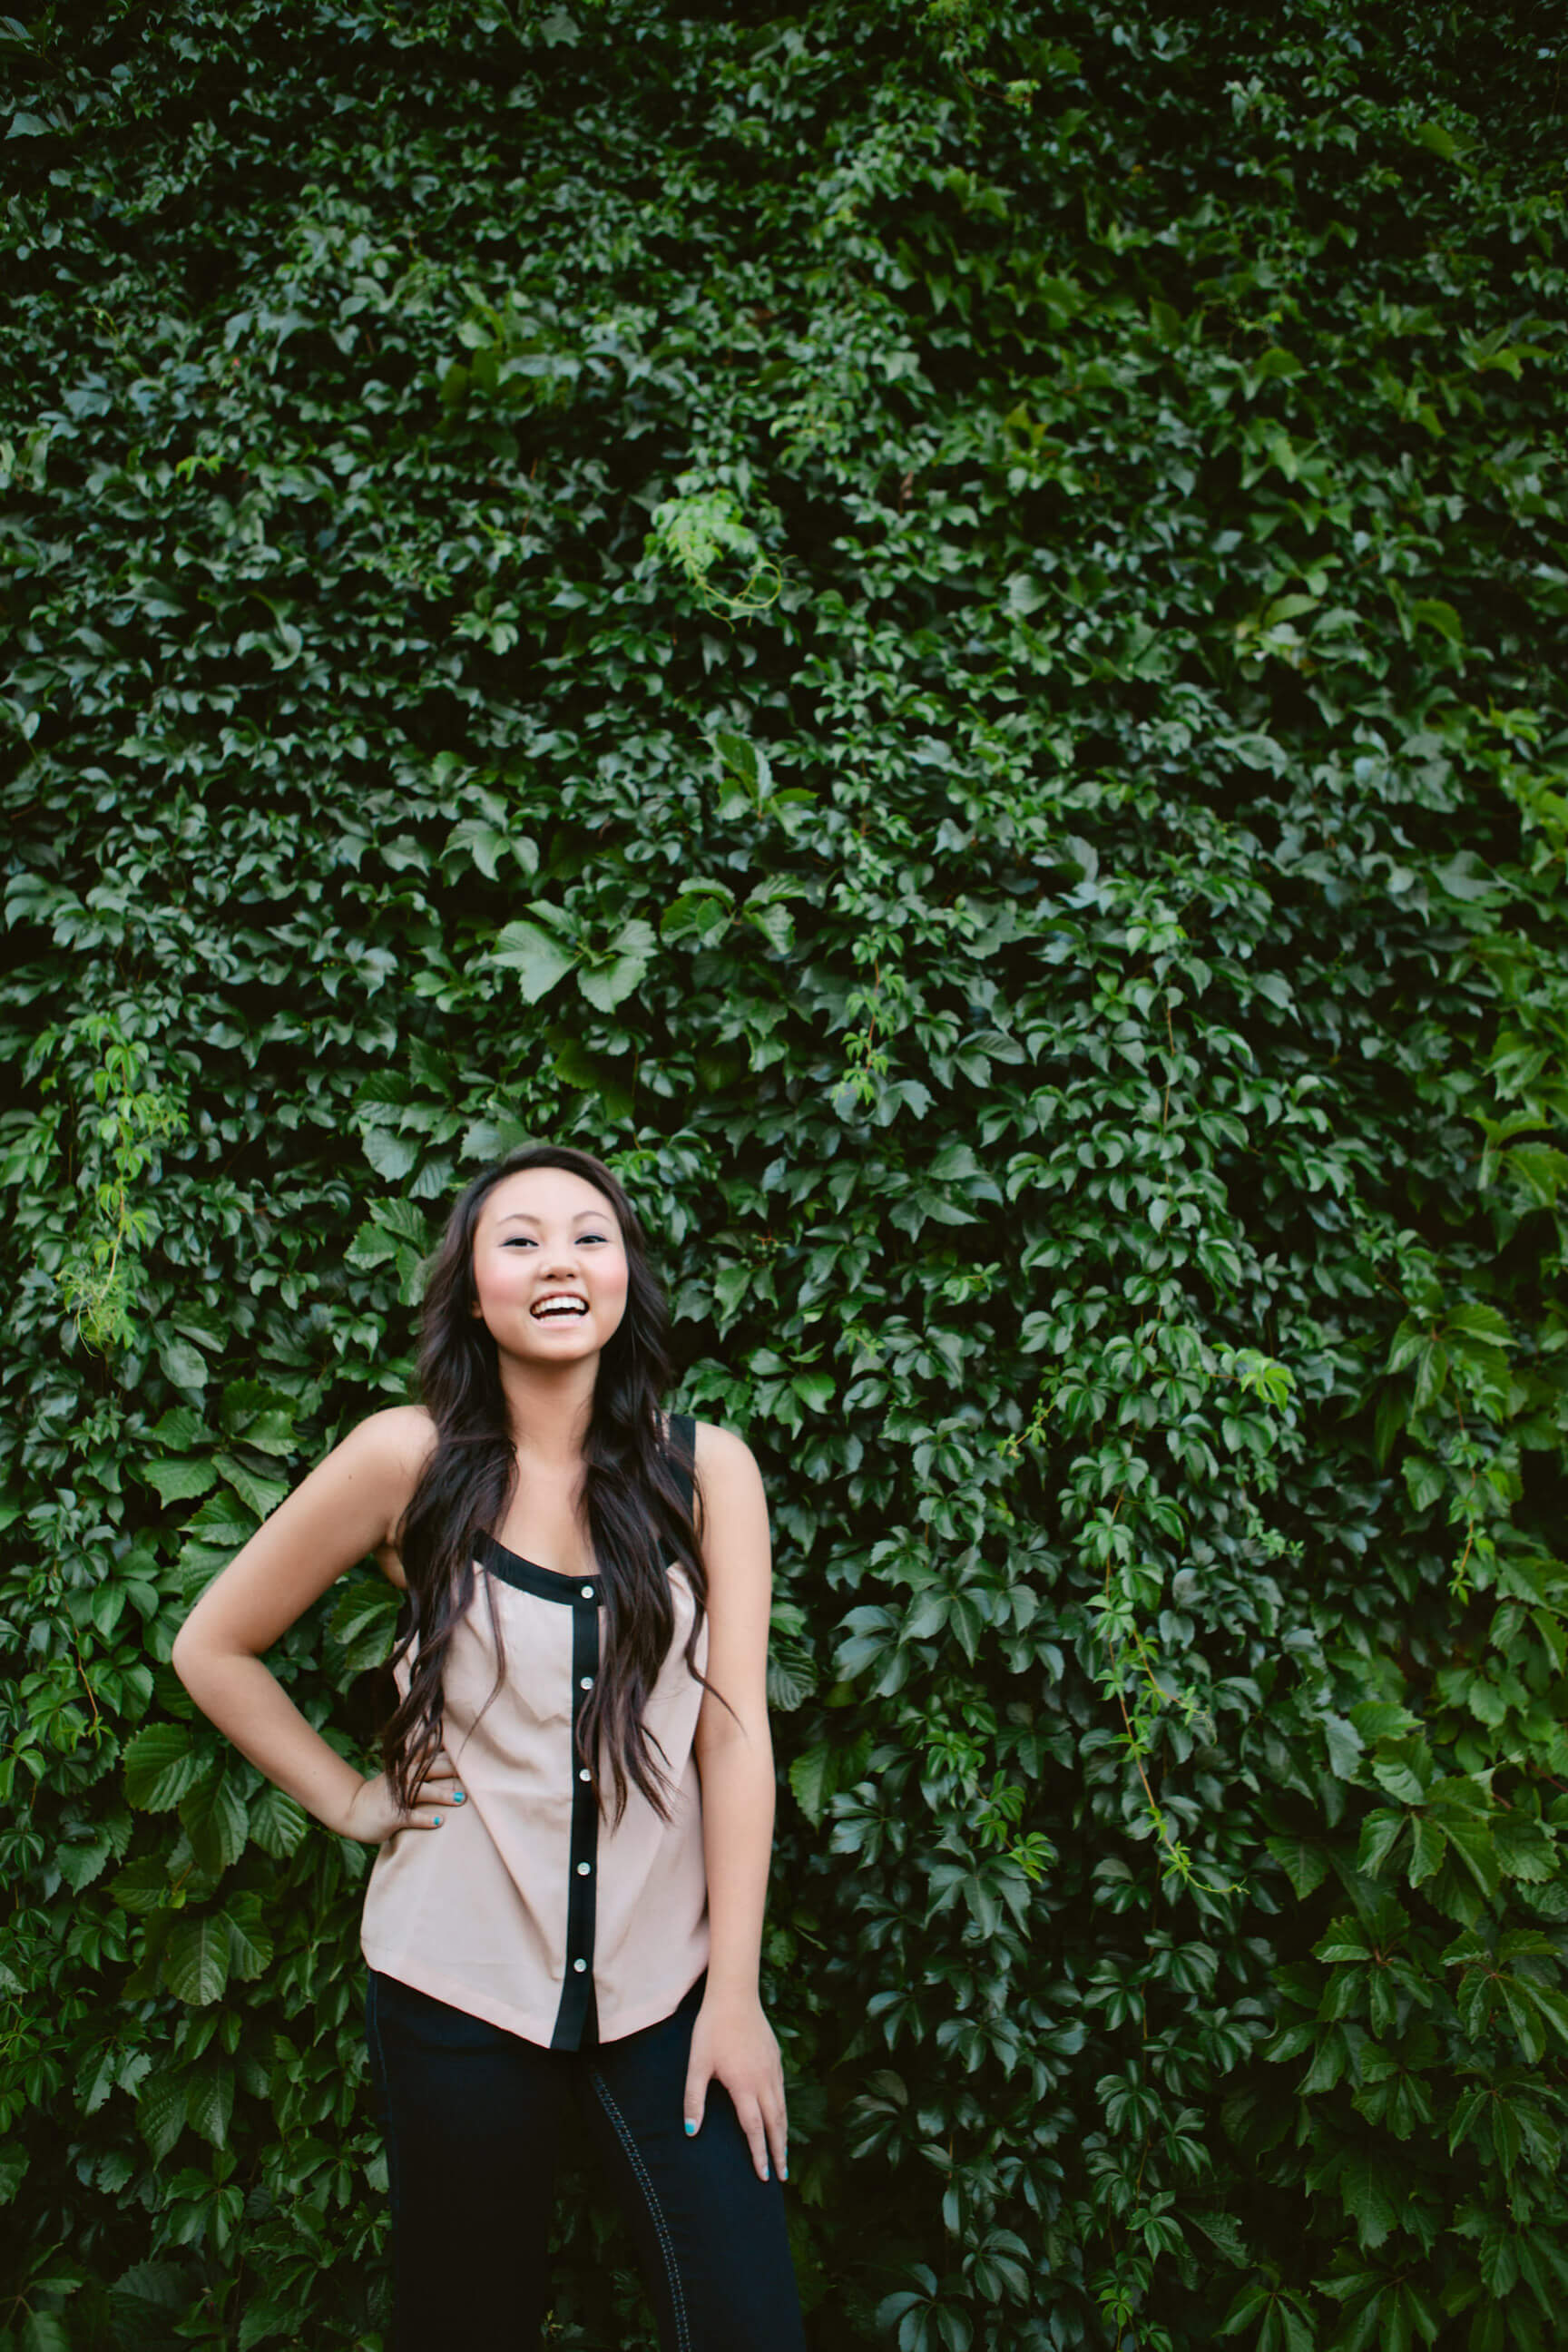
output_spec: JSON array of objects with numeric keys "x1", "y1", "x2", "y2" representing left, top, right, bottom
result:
[{"x1": 358, "y1": 1416, "x2": 710, "y2": 2049}]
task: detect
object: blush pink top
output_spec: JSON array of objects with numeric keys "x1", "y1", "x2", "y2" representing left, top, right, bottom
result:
[{"x1": 358, "y1": 1416, "x2": 710, "y2": 2049}]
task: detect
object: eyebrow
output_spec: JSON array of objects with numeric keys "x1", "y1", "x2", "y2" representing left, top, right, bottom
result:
[{"x1": 495, "y1": 1210, "x2": 612, "y2": 1228}]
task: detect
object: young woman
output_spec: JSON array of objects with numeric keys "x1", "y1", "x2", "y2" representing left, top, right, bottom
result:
[{"x1": 172, "y1": 1142, "x2": 806, "y2": 2351}]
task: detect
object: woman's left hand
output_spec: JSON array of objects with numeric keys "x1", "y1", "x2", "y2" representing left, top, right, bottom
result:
[{"x1": 682, "y1": 1987, "x2": 788, "y2": 2183}]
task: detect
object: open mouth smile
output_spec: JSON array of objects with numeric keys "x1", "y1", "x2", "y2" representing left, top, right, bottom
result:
[{"x1": 531, "y1": 1294, "x2": 589, "y2": 1322}]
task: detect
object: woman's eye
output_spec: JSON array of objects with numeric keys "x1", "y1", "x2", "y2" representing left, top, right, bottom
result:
[{"x1": 500, "y1": 1233, "x2": 610, "y2": 1247}]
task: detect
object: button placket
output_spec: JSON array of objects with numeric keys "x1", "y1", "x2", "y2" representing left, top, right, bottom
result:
[{"x1": 551, "y1": 1575, "x2": 601, "y2": 2050}]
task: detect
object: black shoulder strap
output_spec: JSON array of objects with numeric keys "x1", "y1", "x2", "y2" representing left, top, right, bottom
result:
[{"x1": 667, "y1": 1411, "x2": 697, "y2": 1518}]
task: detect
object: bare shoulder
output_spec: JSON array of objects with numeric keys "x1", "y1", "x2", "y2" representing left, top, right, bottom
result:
[
  {"x1": 690, "y1": 1416, "x2": 762, "y2": 1492},
  {"x1": 336, "y1": 1404, "x2": 437, "y2": 1534},
  {"x1": 345, "y1": 1406, "x2": 436, "y2": 1591},
  {"x1": 685, "y1": 1422, "x2": 769, "y2": 1622},
  {"x1": 690, "y1": 1416, "x2": 753, "y2": 1471},
  {"x1": 687, "y1": 1419, "x2": 768, "y2": 1566},
  {"x1": 344, "y1": 1402, "x2": 437, "y2": 1485}
]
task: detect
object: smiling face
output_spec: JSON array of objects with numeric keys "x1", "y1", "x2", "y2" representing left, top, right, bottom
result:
[{"x1": 469, "y1": 1164, "x2": 630, "y2": 1366}]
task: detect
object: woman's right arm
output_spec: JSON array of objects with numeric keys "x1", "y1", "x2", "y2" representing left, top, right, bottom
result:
[{"x1": 170, "y1": 1405, "x2": 456, "y2": 1844}]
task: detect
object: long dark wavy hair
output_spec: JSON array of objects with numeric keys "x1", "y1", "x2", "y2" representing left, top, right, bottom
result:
[{"x1": 377, "y1": 1143, "x2": 711, "y2": 1827}]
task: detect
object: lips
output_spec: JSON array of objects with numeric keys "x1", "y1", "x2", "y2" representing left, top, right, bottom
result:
[{"x1": 531, "y1": 1293, "x2": 589, "y2": 1321}]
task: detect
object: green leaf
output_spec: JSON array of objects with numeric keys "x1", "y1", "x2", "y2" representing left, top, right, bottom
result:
[
  {"x1": 162, "y1": 1915, "x2": 231, "y2": 2004},
  {"x1": 157, "y1": 1337, "x2": 209, "y2": 1391},
  {"x1": 347, "y1": 1218, "x2": 397, "y2": 1269},
  {"x1": 578, "y1": 920, "x2": 656, "y2": 1013},
  {"x1": 1445, "y1": 1818, "x2": 1503, "y2": 1899},
  {"x1": 744, "y1": 897, "x2": 796, "y2": 954},
  {"x1": 20, "y1": 2313, "x2": 73, "y2": 2351},
  {"x1": 362, "y1": 1127, "x2": 420, "y2": 1180},
  {"x1": 149, "y1": 1407, "x2": 212, "y2": 1451},
  {"x1": 186, "y1": 2062, "x2": 235, "y2": 2150},
  {"x1": 1411, "y1": 119, "x2": 1460, "y2": 159},
  {"x1": 1371, "y1": 1736, "x2": 1433, "y2": 1805},
  {"x1": 1402, "y1": 1453, "x2": 1445, "y2": 1512},
  {"x1": 712, "y1": 728, "x2": 771, "y2": 802},
  {"x1": 144, "y1": 1456, "x2": 219, "y2": 1504},
  {"x1": 1266, "y1": 1834, "x2": 1328, "y2": 1898},
  {"x1": 928, "y1": 1142, "x2": 980, "y2": 1181},
  {"x1": 249, "y1": 1787, "x2": 309, "y2": 1859},
  {"x1": 552, "y1": 1041, "x2": 636, "y2": 1116},
  {"x1": 221, "y1": 1379, "x2": 299, "y2": 1454},
  {"x1": 124, "y1": 1724, "x2": 202, "y2": 1811},
  {"x1": 181, "y1": 1768, "x2": 250, "y2": 1874},
  {"x1": 492, "y1": 917, "x2": 580, "y2": 1002},
  {"x1": 329, "y1": 1574, "x2": 402, "y2": 1672},
  {"x1": 215, "y1": 1451, "x2": 289, "y2": 1519},
  {"x1": 136, "y1": 2070, "x2": 190, "y2": 2161},
  {"x1": 224, "y1": 1894, "x2": 275, "y2": 1981},
  {"x1": 58, "y1": 1832, "x2": 113, "y2": 1892},
  {"x1": 1411, "y1": 597, "x2": 1465, "y2": 644},
  {"x1": 789, "y1": 1743, "x2": 836, "y2": 1827},
  {"x1": 112, "y1": 1852, "x2": 175, "y2": 1913},
  {"x1": 1508, "y1": 1142, "x2": 1568, "y2": 1207},
  {"x1": 661, "y1": 884, "x2": 734, "y2": 946},
  {"x1": 1189, "y1": 2209, "x2": 1249, "y2": 2266},
  {"x1": 1339, "y1": 2146, "x2": 1398, "y2": 2247},
  {"x1": 1432, "y1": 849, "x2": 1497, "y2": 899},
  {"x1": 110, "y1": 2266, "x2": 191, "y2": 2329}
]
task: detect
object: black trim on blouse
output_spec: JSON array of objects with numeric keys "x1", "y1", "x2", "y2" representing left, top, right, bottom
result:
[
  {"x1": 470, "y1": 1411, "x2": 699, "y2": 2053},
  {"x1": 475, "y1": 1534, "x2": 602, "y2": 1605}
]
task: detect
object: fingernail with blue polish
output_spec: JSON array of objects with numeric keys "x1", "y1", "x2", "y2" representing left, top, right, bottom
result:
[
  {"x1": 780, "y1": 2163, "x2": 789, "y2": 2180},
  {"x1": 684, "y1": 2119, "x2": 697, "y2": 2137},
  {"x1": 433, "y1": 1814, "x2": 442, "y2": 1825},
  {"x1": 761, "y1": 2165, "x2": 770, "y2": 2181},
  {"x1": 453, "y1": 1791, "x2": 466, "y2": 1805}
]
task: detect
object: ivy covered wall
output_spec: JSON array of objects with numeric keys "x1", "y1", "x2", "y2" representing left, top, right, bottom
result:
[{"x1": 2, "y1": 3, "x2": 1565, "y2": 2347}]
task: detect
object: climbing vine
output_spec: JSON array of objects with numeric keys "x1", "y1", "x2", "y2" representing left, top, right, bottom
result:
[{"x1": 1, "y1": 3, "x2": 1565, "y2": 2350}]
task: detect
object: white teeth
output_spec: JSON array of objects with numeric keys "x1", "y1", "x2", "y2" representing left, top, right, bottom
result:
[{"x1": 532, "y1": 1298, "x2": 587, "y2": 1319}]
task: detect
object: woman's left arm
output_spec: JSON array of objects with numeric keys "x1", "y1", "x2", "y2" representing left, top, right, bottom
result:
[{"x1": 682, "y1": 1421, "x2": 789, "y2": 2185}]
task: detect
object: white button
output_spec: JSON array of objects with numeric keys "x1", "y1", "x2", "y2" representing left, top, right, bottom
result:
[
  {"x1": 578, "y1": 1768, "x2": 591, "y2": 1782},
  {"x1": 577, "y1": 1860, "x2": 591, "y2": 1876},
  {"x1": 579, "y1": 1675, "x2": 593, "y2": 1690},
  {"x1": 573, "y1": 1957, "x2": 587, "y2": 1974},
  {"x1": 581, "y1": 1584, "x2": 594, "y2": 1600}
]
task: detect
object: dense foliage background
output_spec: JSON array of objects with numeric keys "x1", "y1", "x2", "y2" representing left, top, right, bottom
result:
[{"x1": 3, "y1": 1, "x2": 1566, "y2": 2347}]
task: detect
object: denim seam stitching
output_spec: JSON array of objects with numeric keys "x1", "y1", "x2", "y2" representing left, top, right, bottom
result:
[{"x1": 590, "y1": 2067, "x2": 692, "y2": 2352}]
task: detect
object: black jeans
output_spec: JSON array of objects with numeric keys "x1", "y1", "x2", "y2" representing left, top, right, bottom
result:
[{"x1": 365, "y1": 1966, "x2": 807, "y2": 2352}]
